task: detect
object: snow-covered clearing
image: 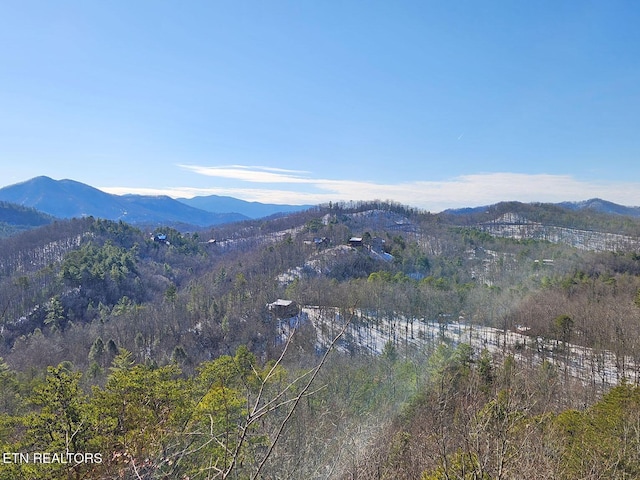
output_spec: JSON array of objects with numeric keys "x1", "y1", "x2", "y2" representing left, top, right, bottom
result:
[{"x1": 302, "y1": 306, "x2": 638, "y2": 389}]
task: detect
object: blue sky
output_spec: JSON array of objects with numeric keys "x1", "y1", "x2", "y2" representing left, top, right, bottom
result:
[{"x1": 2, "y1": 1, "x2": 640, "y2": 211}]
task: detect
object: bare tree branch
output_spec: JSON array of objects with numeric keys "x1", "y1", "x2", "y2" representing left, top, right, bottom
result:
[{"x1": 250, "y1": 311, "x2": 354, "y2": 479}]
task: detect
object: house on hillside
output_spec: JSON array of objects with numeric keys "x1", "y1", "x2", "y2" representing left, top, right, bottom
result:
[
  {"x1": 153, "y1": 233, "x2": 170, "y2": 245},
  {"x1": 267, "y1": 299, "x2": 299, "y2": 319},
  {"x1": 348, "y1": 237, "x2": 363, "y2": 248},
  {"x1": 304, "y1": 237, "x2": 330, "y2": 249}
]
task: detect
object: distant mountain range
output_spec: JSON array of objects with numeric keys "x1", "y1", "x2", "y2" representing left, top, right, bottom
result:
[
  {"x1": 557, "y1": 198, "x2": 640, "y2": 217},
  {"x1": 0, "y1": 176, "x2": 311, "y2": 229},
  {"x1": 178, "y1": 194, "x2": 311, "y2": 220},
  {"x1": 2, "y1": 176, "x2": 640, "y2": 235},
  {"x1": 445, "y1": 198, "x2": 640, "y2": 218}
]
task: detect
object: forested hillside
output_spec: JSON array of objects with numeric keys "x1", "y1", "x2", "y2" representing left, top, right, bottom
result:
[
  {"x1": 2, "y1": 201, "x2": 640, "y2": 479},
  {"x1": 0, "y1": 202, "x2": 54, "y2": 238}
]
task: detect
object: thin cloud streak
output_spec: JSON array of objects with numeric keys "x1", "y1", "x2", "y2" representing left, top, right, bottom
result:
[
  {"x1": 100, "y1": 171, "x2": 640, "y2": 212},
  {"x1": 178, "y1": 164, "x2": 312, "y2": 184}
]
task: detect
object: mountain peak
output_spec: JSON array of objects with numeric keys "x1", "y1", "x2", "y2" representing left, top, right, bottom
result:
[
  {"x1": 0, "y1": 177, "x2": 294, "y2": 227},
  {"x1": 559, "y1": 198, "x2": 640, "y2": 217}
]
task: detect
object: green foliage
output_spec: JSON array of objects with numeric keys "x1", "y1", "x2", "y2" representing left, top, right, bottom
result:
[
  {"x1": 0, "y1": 344, "x2": 287, "y2": 478},
  {"x1": 185, "y1": 359, "x2": 249, "y2": 475},
  {"x1": 422, "y1": 450, "x2": 491, "y2": 480},
  {"x1": 109, "y1": 348, "x2": 134, "y2": 372},
  {"x1": 0, "y1": 358, "x2": 21, "y2": 415},
  {"x1": 553, "y1": 314, "x2": 574, "y2": 344},
  {"x1": 477, "y1": 348, "x2": 494, "y2": 390},
  {"x1": 91, "y1": 360, "x2": 189, "y2": 474},
  {"x1": 426, "y1": 343, "x2": 474, "y2": 385},
  {"x1": 164, "y1": 282, "x2": 178, "y2": 303},
  {"x1": 555, "y1": 384, "x2": 640, "y2": 479},
  {"x1": 59, "y1": 241, "x2": 140, "y2": 307},
  {"x1": 61, "y1": 241, "x2": 136, "y2": 286},
  {"x1": 110, "y1": 295, "x2": 135, "y2": 316},
  {"x1": 106, "y1": 338, "x2": 119, "y2": 356},
  {"x1": 457, "y1": 227, "x2": 494, "y2": 245},
  {"x1": 151, "y1": 227, "x2": 204, "y2": 255},
  {"x1": 24, "y1": 365, "x2": 89, "y2": 451},
  {"x1": 421, "y1": 276, "x2": 451, "y2": 291},
  {"x1": 171, "y1": 345, "x2": 188, "y2": 364},
  {"x1": 88, "y1": 337, "x2": 105, "y2": 364},
  {"x1": 11, "y1": 365, "x2": 99, "y2": 479},
  {"x1": 90, "y1": 218, "x2": 142, "y2": 247},
  {"x1": 304, "y1": 218, "x2": 324, "y2": 233},
  {"x1": 382, "y1": 340, "x2": 398, "y2": 363},
  {"x1": 44, "y1": 295, "x2": 65, "y2": 332},
  {"x1": 368, "y1": 270, "x2": 413, "y2": 284}
]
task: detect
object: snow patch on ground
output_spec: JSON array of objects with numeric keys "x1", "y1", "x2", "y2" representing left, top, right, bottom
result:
[{"x1": 304, "y1": 306, "x2": 636, "y2": 389}]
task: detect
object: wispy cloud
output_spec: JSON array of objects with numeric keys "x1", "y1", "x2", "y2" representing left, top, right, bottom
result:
[
  {"x1": 100, "y1": 167, "x2": 640, "y2": 212},
  {"x1": 178, "y1": 164, "x2": 312, "y2": 184}
]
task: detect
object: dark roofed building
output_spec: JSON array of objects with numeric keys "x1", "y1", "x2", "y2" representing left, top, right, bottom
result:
[
  {"x1": 267, "y1": 299, "x2": 299, "y2": 319},
  {"x1": 348, "y1": 237, "x2": 363, "y2": 248}
]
